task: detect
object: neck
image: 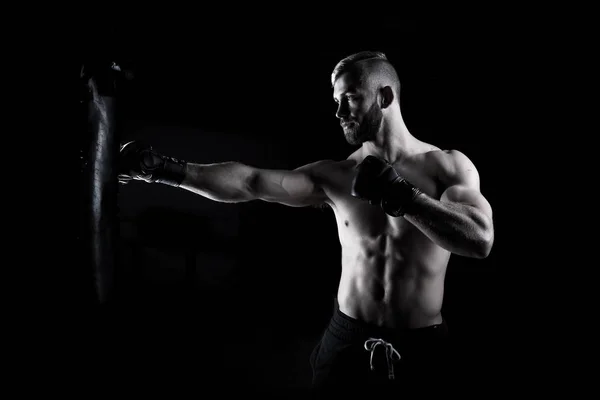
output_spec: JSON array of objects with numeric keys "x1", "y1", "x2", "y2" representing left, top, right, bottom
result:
[{"x1": 361, "y1": 110, "x2": 417, "y2": 163}]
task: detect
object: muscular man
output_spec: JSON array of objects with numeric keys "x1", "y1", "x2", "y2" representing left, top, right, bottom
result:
[{"x1": 119, "y1": 51, "x2": 494, "y2": 394}]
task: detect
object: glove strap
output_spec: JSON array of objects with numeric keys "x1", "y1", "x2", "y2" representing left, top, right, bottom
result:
[
  {"x1": 381, "y1": 177, "x2": 423, "y2": 217},
  {"x1": 153, "y1": 155, "x2": 187, "y2": 187},
  {"x1": 140, "y1": 149, "x2": 187, "y2": 187}
]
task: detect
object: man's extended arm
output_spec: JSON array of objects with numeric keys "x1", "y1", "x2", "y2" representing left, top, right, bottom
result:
[
  {"x1": 179, "y1": 161, "x2": 257, "y2": 203},
  {"x1": 119, "y1": 141, "x2": 330, "y2": 207},
  {"x1": 181, "y1": 161, "x2": 329, "y2": 207}
]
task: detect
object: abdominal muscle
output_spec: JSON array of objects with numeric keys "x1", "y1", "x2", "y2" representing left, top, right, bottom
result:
[{"x1": 336, "y1": 234, "x2": 450, "y2": 330}]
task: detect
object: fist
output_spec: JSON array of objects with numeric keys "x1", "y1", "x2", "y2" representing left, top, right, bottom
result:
[
  {"x1": 118, "y1": 141, "x2": 162, "y2": 184},
  {"x1": 351, "y1": 155, "x2": 401, "y2": 205}
]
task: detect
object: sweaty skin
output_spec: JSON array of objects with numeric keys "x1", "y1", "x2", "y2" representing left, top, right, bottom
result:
[
  {"x1": 149, "y1": 56, "x2": 494, "y2": 331},
  {"x1": 315, "y1": 146, "x2": 449, "y2": 329},
  {"x1": 179, "y1": 142, "x2": 478, "y2": 330}
]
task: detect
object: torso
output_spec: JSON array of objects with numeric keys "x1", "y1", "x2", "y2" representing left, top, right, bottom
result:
[{"x1": 319, "y1": 145, "x2": 451, "y2": 329}]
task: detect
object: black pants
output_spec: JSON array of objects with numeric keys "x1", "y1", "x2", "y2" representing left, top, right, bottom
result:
[{"x1": 309, "y1": 308, "x2": 452, "y2": 396}]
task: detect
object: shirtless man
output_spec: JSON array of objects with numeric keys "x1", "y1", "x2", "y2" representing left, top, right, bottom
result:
[{"x1": 119, "y1": 51, "x2": 494, "y2": 394}]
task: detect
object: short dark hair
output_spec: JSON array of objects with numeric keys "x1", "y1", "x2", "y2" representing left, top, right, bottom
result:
[{"x1": 331, "y1": 51, "x2": 401, "y2": 96}]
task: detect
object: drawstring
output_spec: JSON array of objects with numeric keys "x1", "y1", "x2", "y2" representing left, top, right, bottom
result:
[{"x1": 364, "y1": 338, "x2": 401, "y2": 380}]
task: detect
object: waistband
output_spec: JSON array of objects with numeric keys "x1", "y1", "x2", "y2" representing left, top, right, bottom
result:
[{"x1": 328, "y1": 307, "x2": 448, "y2": 344}]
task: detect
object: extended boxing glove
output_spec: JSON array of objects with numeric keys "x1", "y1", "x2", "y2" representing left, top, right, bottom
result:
[
  {"x1": 351, "y1": 155, "x2": 422, "y2": 217},
  {"x1": 118, "y1": 141, "x2": 187, "y2": 187}
]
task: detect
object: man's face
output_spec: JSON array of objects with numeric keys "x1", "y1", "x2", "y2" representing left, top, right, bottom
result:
[{"x1": 333, "y1": 72, "x2": 382, "y2": 146}]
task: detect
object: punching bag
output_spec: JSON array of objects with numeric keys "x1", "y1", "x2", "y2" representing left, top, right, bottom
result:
[{"x1": 79, "y1": 60, "x2": 126, "y2": 305}]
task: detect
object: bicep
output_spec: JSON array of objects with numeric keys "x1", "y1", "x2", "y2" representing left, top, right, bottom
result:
[
  {"x1": 439, "y1": 151, "x2": 493, "y2": 220},
  {"x1": 441, "y1": 184, "x2": 493, "y2": 220},
  {"x1": 249, "y1": 167, "x2": 327, "y2": 207}
]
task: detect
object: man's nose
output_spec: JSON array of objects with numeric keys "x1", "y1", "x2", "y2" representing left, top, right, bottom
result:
[{"x1": 336, "y1": 101, "x2": 349, "y2": 119}]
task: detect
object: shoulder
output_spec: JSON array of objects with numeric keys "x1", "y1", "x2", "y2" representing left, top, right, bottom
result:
[
  {"x1": 427, "y1": 149, "x2": 477, "y2": 170},
  {"x1": 425, "y1": 149, "x2": 480, "y2": 188}
]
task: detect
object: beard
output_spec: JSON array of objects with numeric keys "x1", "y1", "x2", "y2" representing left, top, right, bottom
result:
[{"x1": 342, "y1": 102, "x2": 383, "y2": 146}]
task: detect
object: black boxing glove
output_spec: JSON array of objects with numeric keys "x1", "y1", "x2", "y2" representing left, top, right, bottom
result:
[
  {"x1": 351, "y1": 155, "x2": 422, "y2": 217},
  {"x1": 119, "y1": 141, "x2": 187, "y2": 187}
]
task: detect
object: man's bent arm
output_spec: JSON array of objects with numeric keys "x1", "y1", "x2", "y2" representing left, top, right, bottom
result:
[
  {"x1": 404, "y1": 188, "x2": 494, "y2": 259},
  {"x1": 401, "y1": 151, "x2": 494, "y2": 259}
]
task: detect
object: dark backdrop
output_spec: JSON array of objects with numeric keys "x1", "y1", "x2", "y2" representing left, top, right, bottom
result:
[{"x1": 75, "y1": 19, "x2": 516, "y2": 398}]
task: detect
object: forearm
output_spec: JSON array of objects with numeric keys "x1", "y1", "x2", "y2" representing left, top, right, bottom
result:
[
  {"x1": 180, "y1": 162, "x2": 255, "y2": 203},
  {"x1": 404, "y1": 194, "x2": 494, "y2": 258}
]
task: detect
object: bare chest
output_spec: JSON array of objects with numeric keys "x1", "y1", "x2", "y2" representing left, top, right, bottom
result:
[{"x1": 326, "y1": 160, "x2": 442, "y2": 241}]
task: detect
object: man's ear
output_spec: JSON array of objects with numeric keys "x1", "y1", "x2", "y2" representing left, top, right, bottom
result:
[{"x1": 380, "y1": 86, "x2": 394, "y2": 109}]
